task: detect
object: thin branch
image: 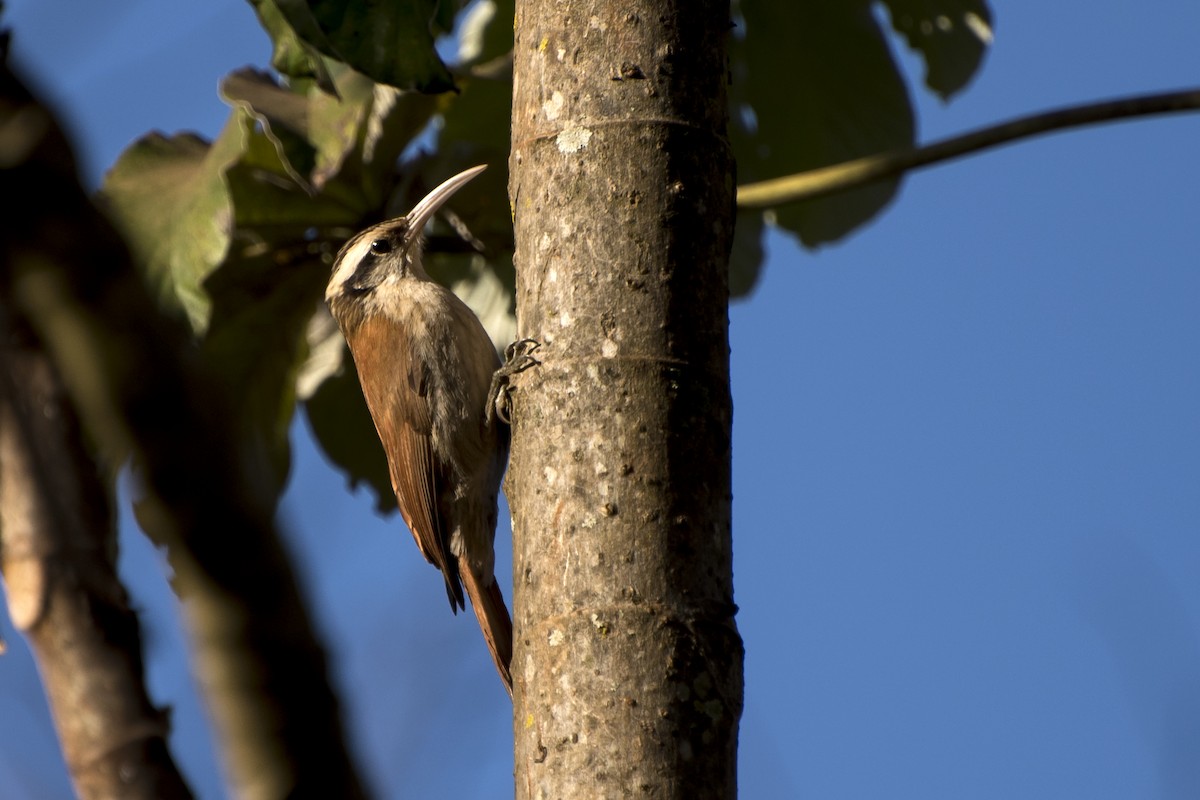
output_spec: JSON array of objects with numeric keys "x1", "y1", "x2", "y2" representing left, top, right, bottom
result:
[{"x1": 737, "y1": 87, "x2": 1200, "y2": 208}]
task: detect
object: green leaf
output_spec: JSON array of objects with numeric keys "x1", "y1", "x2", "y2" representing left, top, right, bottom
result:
[
  {"x1": 415, "y1": 75, "x2": 513, "y2": 246},
  {"x1": 103, "y1": 0, "x2": 508, "y2": 509},
  {"x1": 98, "y1": 125, "x2": 243, "y2": 332},
  {"x1": 881, "y1": 0, "x2": 994, "y2": 99},
  {"x1": 358, "y1": 0, "x2": 518, "y2": 337},
  {"x1": 271, "y1": 0, "x2": 457, "y2": 93},
  {"x1": 201, "y1": 250, "x2": 329, "y2": 500},
  {"x1": 222, "y1": 68, "x2": 320, "y2": 192},
  {"x1": 307, "y1": 64, "x2": 440, "y2": 204},
  {"x1": 731, "y1": 0, "x2": 992, "y2": 279},
  {"x1": 732, "y1": 1, "x2": 914, "y2": 249},
  {"x1": 305, "y1": 65, "x2": 381, "y2": 190},
  {"x1": 220, "y1": 111, "x2": 351, "y2": 234},
  {"x1": 247, "y1": 0, "x2": 338, "y2": 94},
  {"x1": 410, "y1": 0, "x2": 516, "y2": 259},
  {"x1": 220, "y1": 63, "x2": 439, "y2": 209}
]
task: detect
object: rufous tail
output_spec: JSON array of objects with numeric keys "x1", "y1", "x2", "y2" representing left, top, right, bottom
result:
[{"x1": 458, "y1": 555, "x2": 514, "y2": 697}]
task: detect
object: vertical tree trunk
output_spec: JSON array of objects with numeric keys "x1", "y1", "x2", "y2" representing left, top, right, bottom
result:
[{"x1": 508, "y1": 1, "x2": 743, "y2": 797}]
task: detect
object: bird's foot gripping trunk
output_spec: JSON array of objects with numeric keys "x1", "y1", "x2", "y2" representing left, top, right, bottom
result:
[{"x1": 488, "y1": 338, "x2": 542, "y2": 426}]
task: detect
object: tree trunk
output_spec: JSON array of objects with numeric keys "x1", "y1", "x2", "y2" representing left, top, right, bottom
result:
[
  {"x1": 0, "y1": 339, "x2": 193, "y2": 800},
  {"x1": 0, "y1": 60, "x2": 365, "y2": 800},
  {"x1": 508, "y1": 1, "x2": 743, "y2": 797}
]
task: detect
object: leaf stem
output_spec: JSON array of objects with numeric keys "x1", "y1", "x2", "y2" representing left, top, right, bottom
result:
[{"x1": 737, "y1": 87, "x2": 1200, "y2": 208}]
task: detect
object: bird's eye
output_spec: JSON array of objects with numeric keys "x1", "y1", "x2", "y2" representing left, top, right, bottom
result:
[{"x1": 369, "y1": 239, "x2": 392, "y2": 256}]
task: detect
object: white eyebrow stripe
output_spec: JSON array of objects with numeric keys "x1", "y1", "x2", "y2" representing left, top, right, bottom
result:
[{"x1": 326, "y1": 231, "x2": 378, "y2": 301}]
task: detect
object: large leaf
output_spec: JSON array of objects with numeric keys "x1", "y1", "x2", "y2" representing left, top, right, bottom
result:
[
  {"x1": 222, "y1": 64, "x2": 439, "y2": 208},
  {"x1": 247, "y1": 0, "x2": 337, "y2": 93},
  {"x1": 404, "y1": 0, "x2": 517, "y2": 296},
  {"x1": 418, "y1": 72, "x2": 514, "y2": 249},
  {"x1": 97, "y1": 125, "x2": 241, "y2": 331},
  {"x1": 308, "y1": 65, "x2": 440, "y2": 205},
  {"x1": 730, "y1": 0, "x2": 992, "y2": 288},
  {"x1": 103, "y1": 1, "x2": 519, "y2": 510},
  {"x1": 268, "y1": 0, "x2": 459, "y2": 93},
  {"x1": 222, "y1": 68, "x2": 321, "y2": 193},
  {"x1": 222, "y1": 107, "x2": 360, "y2": 231},
  {"x1": 732, "y1": 1, "x2": 915, "y2": 249},
  {"x1": 201, "y1": 111, "x2": 360, "y2": 498},
  {"x1": 201, "y1": 250, "x2": 328, "y2": 500}
]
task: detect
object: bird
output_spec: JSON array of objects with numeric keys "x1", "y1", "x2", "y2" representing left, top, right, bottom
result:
[{"x1": 325, "y1": 164, "x2": 515, "y2": 694}]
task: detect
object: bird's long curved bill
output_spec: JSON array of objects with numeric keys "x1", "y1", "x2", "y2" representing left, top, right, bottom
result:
[{"x1": 406, "y1": 164, "x2": 488, "y2": 235}]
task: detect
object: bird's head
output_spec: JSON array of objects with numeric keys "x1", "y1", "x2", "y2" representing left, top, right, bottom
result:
[{"x1": 326, "y1": 164, "x2": 487, "y2": 323}]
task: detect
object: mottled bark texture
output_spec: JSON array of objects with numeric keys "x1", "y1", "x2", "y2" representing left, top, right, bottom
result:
[
  {"x1": 508, "y1": 2, "x2": 743, "y2": 798},
  {"x1": 0, "y1": 54, "x2": 364, "y2": 800},
  {"x1": 0, "y1": 341, "x2": 193, "y2": 800}
]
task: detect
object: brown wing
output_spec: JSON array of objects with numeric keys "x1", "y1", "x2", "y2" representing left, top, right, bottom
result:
[{"x1": 349, "y1": 315, "x2": 464, "y2": 610}]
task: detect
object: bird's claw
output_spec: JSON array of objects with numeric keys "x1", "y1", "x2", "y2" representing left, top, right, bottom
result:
[
  {"x1": 503, "y1": 338, "x2": 541, "y2": 370},
  {"x1": 488, "y1": 338, "x2": 542, "y2": 426}
]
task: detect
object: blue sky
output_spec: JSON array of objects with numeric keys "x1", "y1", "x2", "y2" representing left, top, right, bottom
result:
[{"x1": 2, "y1": 1, "x2": 1199, "y2": 798}]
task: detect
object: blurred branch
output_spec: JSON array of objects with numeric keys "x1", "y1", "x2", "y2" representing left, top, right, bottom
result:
[
  {"x1": 737, "y1": 87, "x2": 1200, "y2": 208},
  {"x1": 0, "y1": 46, "x2": 365, "y2": 800},
  {"x1": 0, "y1": 327, "x2": 193, "y2": 799}
]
